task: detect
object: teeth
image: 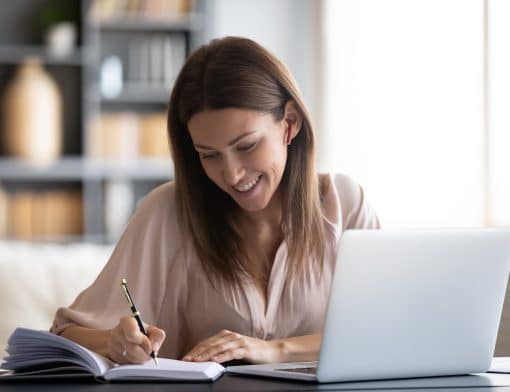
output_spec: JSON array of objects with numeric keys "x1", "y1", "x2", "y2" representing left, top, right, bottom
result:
[{"x1": 234, "y1": 176, "x2": 260, "y2": 192}]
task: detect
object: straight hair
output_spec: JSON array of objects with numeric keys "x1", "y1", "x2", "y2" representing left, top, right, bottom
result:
[{"x1": 168, "y1": 37, "x2": 327, "y2": 286}]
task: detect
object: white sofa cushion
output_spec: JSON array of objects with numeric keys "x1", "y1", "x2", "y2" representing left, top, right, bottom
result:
[{"x1": 0, "y1": 241, "x2": 113, "y2": 358}]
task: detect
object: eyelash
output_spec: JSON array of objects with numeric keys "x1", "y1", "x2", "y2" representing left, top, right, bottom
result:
[
  {"x1": 199, "y1": 142, "x2": 257, "y2": 160},
  {"x1": 237, "y1": 142, "x2": 257, "y2": 152},
  {"x1": 200, "y1": 152, "x2": 218, "y2": 160}
]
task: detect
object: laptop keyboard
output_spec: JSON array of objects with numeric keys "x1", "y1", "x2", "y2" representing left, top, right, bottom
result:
[{"x1": 276, "y1": 366, "x2": 317, "y2": 374}]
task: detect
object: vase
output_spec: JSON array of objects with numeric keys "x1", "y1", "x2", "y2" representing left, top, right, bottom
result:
[{"x1": 2, "y1": 57, "x2": 63, "y2": 163}]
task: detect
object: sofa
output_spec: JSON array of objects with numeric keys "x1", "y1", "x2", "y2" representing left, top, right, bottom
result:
[
  {"x1": 0, "y1": 241, "x2": 113, "y2": 359},
  {"x1": 1, "y1": 240, "x2": 510, "y2": 361}
]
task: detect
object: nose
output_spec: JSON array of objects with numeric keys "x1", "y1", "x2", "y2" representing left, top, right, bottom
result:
[{"x1": 222, "y1": 155, "x2": 245, "y2": 186}]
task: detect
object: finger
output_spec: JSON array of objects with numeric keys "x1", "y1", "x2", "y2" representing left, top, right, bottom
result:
[
  {"x1": 212, "y1": 347, "x2": 247, "y2": 363},
  {"x1": 125, "y1": 342, "x2": 151, "y2": 364},
  {"x1": 182, "y1": 330, "x2": 233, "y2": 360},
  {"x1": 109, "y1": 339, "x2": 130, "y2": 364},
  {"x1": 182, "y1": 330, "x2": 236, "y2": 360},
  {"x1": 146, "y1": 325, "x2": 166, "y2": 353},
  {"x1": 120, "y1": 316, "x2": 145, "y2": 343},
  {"x1": 121, "y1": 317, "x2": 152, "y2": 354},
  {"x1": 187, "y1": 333, "x2": 244, "y2": 361},
  {"x1": 193, "y1": 336, "x2": 245, "y2": 362}
]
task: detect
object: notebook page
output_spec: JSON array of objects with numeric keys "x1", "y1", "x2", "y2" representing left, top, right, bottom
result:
[{"x1": 4, "y1": 328, "x2": 113, "y2": 376}]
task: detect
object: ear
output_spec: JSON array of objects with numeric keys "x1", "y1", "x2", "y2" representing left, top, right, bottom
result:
[{"x1": 282, "y1": 100, "x2": 303, "y2": 145}]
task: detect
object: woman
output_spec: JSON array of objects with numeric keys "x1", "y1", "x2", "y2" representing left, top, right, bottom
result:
[{"x1": 51, "y1": 37, "x2": 379, "y2": 365}]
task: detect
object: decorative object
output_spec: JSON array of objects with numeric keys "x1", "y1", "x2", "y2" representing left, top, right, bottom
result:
[
  {"x1": 1, "y1": 58, "x2": 63, "y2": 164},
  {"x1": 100, "y1": 56, "x2": 123, "y2": 98},
  {"x1": 44, "y1": 22, "x2": 77, "y2": 58}
]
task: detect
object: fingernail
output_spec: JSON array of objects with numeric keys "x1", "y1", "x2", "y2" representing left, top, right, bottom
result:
[{"x1": 153, "y1": 342, "x2": 161, "y2": 352}]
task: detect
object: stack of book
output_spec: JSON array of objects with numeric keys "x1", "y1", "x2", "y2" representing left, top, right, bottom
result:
[
  {"x1": 89, "y1": 112, "x2": 170, "y2": 160},
  {"x1": 0, "y1": 190, "x2": 83, "y2": 241},
  {"x1": 126, "y1": 33, "x2": 186, "y2": 90},
  {"x1": 139, "y1": 113, "x2": 171, "y2": 157}
]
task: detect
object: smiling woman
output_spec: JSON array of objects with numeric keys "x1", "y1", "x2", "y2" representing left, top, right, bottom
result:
[
  {"x1": 50, "y1": 37, "x2": 380, "y2": 366},
  {"x1": 169, "y1": 37, "x2": 328, "y2": 287}
]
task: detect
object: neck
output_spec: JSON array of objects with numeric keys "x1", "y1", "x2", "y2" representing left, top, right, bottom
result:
[{"x1": 240, "y1": 189, "x2": 283, "y2": 232}]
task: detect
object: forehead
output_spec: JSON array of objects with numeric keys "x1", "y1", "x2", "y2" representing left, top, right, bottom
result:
[{"x1": 187, "y1": 108, "x2": 274, "y2": 143}]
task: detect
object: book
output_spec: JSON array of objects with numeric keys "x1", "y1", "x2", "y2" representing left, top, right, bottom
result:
[{"x1": 1, "y1": 328, "x2": 224, "y2": 382}]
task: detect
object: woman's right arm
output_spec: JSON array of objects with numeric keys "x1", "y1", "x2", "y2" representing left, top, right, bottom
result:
[
  {"x1": 51, "y1": 182, "x2": 181, "y2": 361},
  {"x1": 59, "y1": 316, "x2": 166, "y2": 364}
]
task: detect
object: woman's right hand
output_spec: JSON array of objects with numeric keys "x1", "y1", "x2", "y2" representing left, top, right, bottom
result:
[{"x1": 108, "y1": 315, "x2": 166, "y2": 364}]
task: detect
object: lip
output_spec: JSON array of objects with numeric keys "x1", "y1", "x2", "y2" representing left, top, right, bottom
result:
[
  {"x1": 232, "y1": 174, "x2": 262, "y2": 196},
  {"x1": 233, "y1": 175, "x2": 261, "y2": 192}
]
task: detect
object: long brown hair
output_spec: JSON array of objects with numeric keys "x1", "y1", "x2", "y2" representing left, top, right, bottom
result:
[{"x1": 168, "y1": 36, "x2": 327, "y2": 286}]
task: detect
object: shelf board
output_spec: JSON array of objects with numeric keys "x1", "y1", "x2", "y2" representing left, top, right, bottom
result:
[
  {"x1": 102, "y1": 84, "x2": 171, "y2": 104},
  {"x1": 0, "y1": 157, "x2": 174, "y2": 181},
  {"x1": 0, "y1": 45, "x2": 84, "y2": 66},
  {"x1": 93, "y1": 13, "x2": 203, "y2": 32}
]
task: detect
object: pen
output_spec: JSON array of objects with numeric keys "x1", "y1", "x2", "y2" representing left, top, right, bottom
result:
[{"x1": 120, "y1": 278, "x2": 159, "y2": 366}]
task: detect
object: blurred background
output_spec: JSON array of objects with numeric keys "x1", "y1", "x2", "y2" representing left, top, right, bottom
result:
[{"x1": 0, "y1": 0, "x2": 508, "y2": 245}]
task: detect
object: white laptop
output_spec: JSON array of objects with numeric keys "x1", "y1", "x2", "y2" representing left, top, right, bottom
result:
[{"x1": 227, "y1": 229, "x2": 510, "y2": 383}]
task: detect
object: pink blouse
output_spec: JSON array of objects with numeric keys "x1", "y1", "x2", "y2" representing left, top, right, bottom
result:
[{"x1": 51, "y1": 173, "x2": 380, "y2": 359}]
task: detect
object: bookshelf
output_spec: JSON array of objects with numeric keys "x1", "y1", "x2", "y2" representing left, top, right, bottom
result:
[{"x1": 0, "y1": 0, "x2": 205, "y2": 243}]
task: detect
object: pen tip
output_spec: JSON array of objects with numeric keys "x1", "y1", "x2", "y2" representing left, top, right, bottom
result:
[{"x1": 121, "y1": 278, "x2": 126, "y2": 285}]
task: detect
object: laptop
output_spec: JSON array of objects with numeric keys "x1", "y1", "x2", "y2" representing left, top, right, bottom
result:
[{"x1": 227, "y1": 229, "x2": 510, "y2": 383}]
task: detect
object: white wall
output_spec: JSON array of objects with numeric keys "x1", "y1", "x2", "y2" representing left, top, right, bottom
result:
[{"x1": 318, "y1": 0, "x2": 487, "y2": 228}]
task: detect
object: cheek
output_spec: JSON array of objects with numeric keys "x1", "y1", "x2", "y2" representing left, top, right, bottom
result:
[
  {"x1": 255, "y1": 138, "x2": 287, "y2": 168},
  {"x1": 265, "y1": 139, "x2": 288, "y2": 172}
]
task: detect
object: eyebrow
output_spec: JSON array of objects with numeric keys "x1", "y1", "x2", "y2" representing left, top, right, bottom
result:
[{"x1": 193, "y1": 131, "x2": 258, "y2": 150}]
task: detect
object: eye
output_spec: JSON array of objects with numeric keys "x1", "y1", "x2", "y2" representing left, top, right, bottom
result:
[
  {"x1": 237, "y1": 142, "x2": 257, "y2": 152},
  {"x1": 199, "y1": 151, "x2": 219, "y2": 160}
]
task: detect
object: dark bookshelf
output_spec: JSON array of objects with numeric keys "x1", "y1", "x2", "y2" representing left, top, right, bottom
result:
[{"x1": 0, "y1": 0, "x2": 205, "y2": 243}]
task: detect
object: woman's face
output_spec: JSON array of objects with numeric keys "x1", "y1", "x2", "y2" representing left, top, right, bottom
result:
[{"x1": 187, "y1": 107, "x2": 291, "y2": 214}]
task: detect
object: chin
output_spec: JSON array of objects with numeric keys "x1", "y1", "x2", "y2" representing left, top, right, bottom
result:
[{"x1": 235, "y1": 197, "x2": 270, "y2": 213}]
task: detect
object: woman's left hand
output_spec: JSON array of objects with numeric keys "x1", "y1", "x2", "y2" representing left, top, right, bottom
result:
[{"x1": 182, "y1": 329, "x2": 283, "y2": 364}]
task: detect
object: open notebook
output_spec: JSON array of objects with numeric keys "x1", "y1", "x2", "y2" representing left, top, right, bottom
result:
[{"x1": 0, "y1": 328, "x2": 224, "y2": 382}]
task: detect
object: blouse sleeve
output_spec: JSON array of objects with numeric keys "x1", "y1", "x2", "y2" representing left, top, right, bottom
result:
[
  {"x1": 50, "y1": 182, "x2": 188, "y2": 358},
  {"x1": 333, "y1": 173, "x2": 381, "y2": 230}
]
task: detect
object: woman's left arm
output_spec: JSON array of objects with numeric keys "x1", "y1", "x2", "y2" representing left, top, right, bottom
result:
[{"x1": 182, "y1": 330, "x2": 321, "y2": 364}]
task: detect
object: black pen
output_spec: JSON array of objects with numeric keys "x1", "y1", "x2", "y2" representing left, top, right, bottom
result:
[{"x1": 120, "y1": 278, "x2": 159, "y2": 366}]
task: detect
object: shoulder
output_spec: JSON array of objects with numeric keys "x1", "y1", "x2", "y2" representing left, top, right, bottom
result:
[
  {"x1": 117, "y1": 180, "x2": 183, "y2": 251},
  {"x1": 319, "y1": 173, "x2": 380, "y2": 230},
  {"x1": 131, "y1": 181, "x2": 178, "y2": 227},
  {"x1": 330, "y1": 173, "x2": 363, "y2": 206},
  {"x1": 136, "y1": 180, "x2": 176, "y2": 215}
]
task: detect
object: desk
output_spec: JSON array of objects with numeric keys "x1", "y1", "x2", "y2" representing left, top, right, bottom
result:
[{"x1": 2, "y1": 374, "x2": 510, "y2": 392}]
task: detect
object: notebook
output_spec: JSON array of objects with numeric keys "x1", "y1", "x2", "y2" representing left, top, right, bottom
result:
[
  {"x1": 228, "y1": 229, "x2": 510, "y2": 383},
  {"x1": 0, "y1": 328, "x2": 224, "y2": 382}
]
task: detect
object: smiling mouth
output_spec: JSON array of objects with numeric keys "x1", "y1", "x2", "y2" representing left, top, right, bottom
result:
[{"x1": 233, "y1": 175, "x2": 262, "y2": 192}]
